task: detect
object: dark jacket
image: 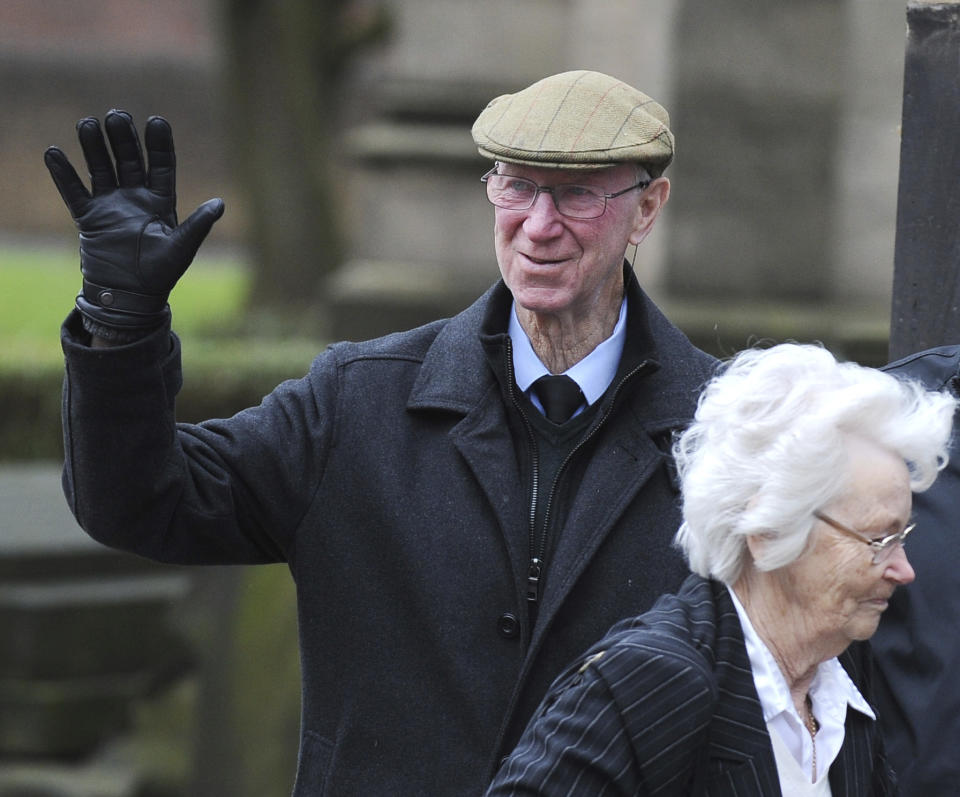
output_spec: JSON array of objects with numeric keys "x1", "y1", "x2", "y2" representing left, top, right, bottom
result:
[
  {"x1": 487, "y1": 575, "x2": 896, "y2": 796},
  {"x1": 872, "y1": 344, "x2": 960, "y2": 794},
  {"x1": 60, "y1": 274, "x2": 717, "y2": 796}
]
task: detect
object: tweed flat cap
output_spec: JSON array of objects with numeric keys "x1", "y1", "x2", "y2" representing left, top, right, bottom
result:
[{"x1": 471, "y1": 70, "x2": 674, "y2": 172}]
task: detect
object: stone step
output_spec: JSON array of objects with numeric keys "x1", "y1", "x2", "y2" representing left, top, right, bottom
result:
[{"x1": 0, "y1": 463, "x2": 195, "y2": 760}]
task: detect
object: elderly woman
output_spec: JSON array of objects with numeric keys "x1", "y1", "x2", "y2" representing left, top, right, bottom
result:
[{"x1": 487, "y1": 343, "x2": 956, "y2": 796}]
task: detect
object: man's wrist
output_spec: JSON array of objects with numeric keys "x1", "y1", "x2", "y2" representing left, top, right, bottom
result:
[
  {"x1": 76, "y1": 302, "x2": 170, "y2": 345},
  {"x1": 81, "y1": 278, "x2": 170, "y2": 317}
]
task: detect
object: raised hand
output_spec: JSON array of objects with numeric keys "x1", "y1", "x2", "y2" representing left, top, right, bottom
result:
[{"x1": 45, "y1": 109, "x2": 224, "y2": 341}]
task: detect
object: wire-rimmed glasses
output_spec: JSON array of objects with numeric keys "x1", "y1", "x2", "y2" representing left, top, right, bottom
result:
[
  {"x1": 481, "y1": 166, "x2": 649, "y2": 220},
  {"x1": 813, "y1": 510, "x2": 915, "y2": 565}
]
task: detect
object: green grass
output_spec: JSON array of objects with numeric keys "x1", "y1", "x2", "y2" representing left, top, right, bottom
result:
[
  {"x1": 0, "y1": 243, "x2": 324, "y2": 458},
  {"x1": 0, "y1": 244, "x2": 251, "y2": 369}
]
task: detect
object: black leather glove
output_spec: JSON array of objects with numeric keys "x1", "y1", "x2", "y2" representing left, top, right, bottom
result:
[{"x1": 44, "y1": 109, "x2": 224, "y2": 342}]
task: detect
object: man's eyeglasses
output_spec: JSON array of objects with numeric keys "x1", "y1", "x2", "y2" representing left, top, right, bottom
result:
[
  {"x1": 481, "y1": 167, "x2": 649, "y2": 220},
  {"x1": 813, "y1": 510, "x2": 915, "y2": 565}
]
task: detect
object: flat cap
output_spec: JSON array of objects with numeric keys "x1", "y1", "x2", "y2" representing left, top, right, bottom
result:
[{"x1": 471, "y1": 70, "x2": 674, "y2": 173}]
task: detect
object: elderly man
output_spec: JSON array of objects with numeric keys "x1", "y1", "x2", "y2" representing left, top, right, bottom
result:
[{"x1": 45, "y1": 70, "x2": 716, "y2": 795}]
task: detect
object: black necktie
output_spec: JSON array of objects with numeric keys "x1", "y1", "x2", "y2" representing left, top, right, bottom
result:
[{"x1": 532, "y1": 375, "x2": 585, "y2": 424}]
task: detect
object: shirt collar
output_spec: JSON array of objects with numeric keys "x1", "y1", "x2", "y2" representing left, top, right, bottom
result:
[{"x1": 508, "y1": 297, "x2": 627, "y2": 406}]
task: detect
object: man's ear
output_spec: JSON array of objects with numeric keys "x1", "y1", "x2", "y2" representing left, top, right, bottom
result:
[{"x1": 628, "y1": 177, "x2": 670, "y2": 245}]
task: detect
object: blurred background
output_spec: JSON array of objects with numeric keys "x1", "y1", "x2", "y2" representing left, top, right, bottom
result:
[{"x1": 0, "y1": 1, "x2": 921, "y2": 795}]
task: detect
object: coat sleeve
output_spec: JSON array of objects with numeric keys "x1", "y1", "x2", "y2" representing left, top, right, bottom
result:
[
  {"x1": 486, "y1": 634, "x2": 717, "y2": 796},
  {"x1": 60, "y1": 310, "x2": 337, "y2": 565}
]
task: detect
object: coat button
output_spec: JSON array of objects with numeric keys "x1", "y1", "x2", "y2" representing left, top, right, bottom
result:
[{"x1": 497, "y1": 612, "x2": 520, "y2": 638}]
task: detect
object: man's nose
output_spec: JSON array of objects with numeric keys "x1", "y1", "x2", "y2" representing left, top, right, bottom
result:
[{"x1": 523, "y1": 189, "x2": 564, "y2": 234}]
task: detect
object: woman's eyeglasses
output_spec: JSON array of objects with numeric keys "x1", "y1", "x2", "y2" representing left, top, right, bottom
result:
[{"x1": 813, "y1": 510, "x2": 915, "y2": 565}]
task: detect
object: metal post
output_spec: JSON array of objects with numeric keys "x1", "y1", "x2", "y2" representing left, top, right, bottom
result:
[{"x1": 891, "y1": 1, "x2": 960, "y2": 361}]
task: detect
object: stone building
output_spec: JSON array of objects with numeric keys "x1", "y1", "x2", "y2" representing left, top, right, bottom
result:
[
  {"x1": 336, "y1": 0, "x2": 902, "y2": 362},
  {"x1": 5, "y1": 0, "x2": 905, "y2": 359}
]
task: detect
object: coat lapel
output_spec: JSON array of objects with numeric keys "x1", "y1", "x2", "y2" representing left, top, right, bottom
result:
[
  {"x1": 827, "y1": 644, "x2": 887, "y2": 797},
  {"x1": 706, "y1": 582, "x2": 784, "y2": 795},
  {"x1": 407, "y1": 286, "x2": 531, "y2": 592},
  {"x1": 447, "y1": 388, "x2": 531, "y2": 590}
]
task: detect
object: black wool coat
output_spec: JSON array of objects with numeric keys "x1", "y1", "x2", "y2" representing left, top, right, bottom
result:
[{"x1": 60, "y1": 274, "x2": 717, "y2": 796}]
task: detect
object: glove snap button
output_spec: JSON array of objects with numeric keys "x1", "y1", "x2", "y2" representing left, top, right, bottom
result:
[{"x1": 99, "y1": 290, "x2": 115, "y2": 307}]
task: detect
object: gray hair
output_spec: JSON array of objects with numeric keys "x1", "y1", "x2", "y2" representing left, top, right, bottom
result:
[{"x1": 673, "y1": 343, "x2": 957, "y2": 584}]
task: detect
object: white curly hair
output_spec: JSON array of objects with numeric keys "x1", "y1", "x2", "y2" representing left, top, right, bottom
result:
[{"x1": 673, "y1": 343, "x2": 957, "y2": 585}]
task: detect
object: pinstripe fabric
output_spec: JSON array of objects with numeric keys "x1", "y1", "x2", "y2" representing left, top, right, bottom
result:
[{"x1": 487, "y1": 576, "x2": 898, "y2": 796}]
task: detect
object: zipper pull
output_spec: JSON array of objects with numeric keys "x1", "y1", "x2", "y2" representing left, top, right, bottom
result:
[{"x1": 526, "y1": 558, "x2": 543, "y2": 602}]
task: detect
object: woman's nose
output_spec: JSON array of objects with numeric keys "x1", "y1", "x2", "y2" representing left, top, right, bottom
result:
[{"x1": 884, "y1": 544, "x2": 915, "y2": 585}]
